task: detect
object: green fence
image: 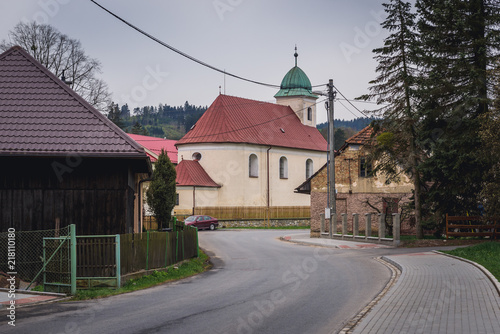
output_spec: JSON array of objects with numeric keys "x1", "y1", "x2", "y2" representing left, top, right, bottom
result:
[
  {"x1": 120, "y1": 227, "x2": 199, "y2": 276},
  {"x1": 0, "y1": 225, "x2": 198, "y2": 293},
  {"x1": 0, "y1": 226, "x2": 72, "y2": 290}
]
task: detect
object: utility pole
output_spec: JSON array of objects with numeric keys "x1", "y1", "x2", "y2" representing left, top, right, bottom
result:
[
  {"x1": 327, "y1": 80, "x2": 337, "y2": 229},
  {"x1": 314, "y1": 80, "x2": 336, "y2": 238}
]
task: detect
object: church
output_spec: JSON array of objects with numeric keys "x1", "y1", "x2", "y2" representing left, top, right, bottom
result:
[{"x1": 174, "y1": 52, "x2": 328, "y2": 222}]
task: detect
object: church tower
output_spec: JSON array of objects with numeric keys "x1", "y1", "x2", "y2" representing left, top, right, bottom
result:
[{"x1": 274, "y1": 48, "x2": 318, "y2": 127}]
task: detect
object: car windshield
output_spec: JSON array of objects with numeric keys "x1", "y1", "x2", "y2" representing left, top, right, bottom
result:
[{"x1": 185, "y1": 216, "x2": 196, "y2": 222}]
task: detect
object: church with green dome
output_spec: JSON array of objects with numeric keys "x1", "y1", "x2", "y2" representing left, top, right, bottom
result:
[{"x1": 275, "y1": 49, "x2": 318, "y2": 128}]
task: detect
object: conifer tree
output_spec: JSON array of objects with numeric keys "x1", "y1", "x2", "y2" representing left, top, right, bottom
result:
[
  {"x1": 415, "y1": 0, "x2": 500, "y2": 221},
  {"x1": 361, "y1": 0, "x2": 425, "y2": 237},
  {"x1": 146, "y1": 150, "x2": 177, "y2": 229}
]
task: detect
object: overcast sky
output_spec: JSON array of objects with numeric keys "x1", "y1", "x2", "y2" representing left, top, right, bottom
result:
[{"x1": 1, "y1": 0, "x2": 389, "y2": 123}]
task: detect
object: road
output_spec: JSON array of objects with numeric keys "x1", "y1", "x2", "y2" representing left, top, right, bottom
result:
[{"x1": 5, "y1": 230, "x2": 392, "y2": 334}]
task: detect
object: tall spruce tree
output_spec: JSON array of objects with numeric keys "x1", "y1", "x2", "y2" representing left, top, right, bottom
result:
[
  {"x1": 479, "y1": 62, "x2": 500, "y2": 216},
  {"x1": 146, "y1": 150, "x2": 177, "y2": 229},
  {"x1": 361, "y1": 0, "x2": 426, "y2": 237},
  {"x1": 416, "y1": 0, "x2": 500, "y2": 223}
]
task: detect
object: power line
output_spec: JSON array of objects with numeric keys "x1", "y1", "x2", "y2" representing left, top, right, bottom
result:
[
  {"x1": 337, "y1": 99, "x2": 362, "y2": 119},
  {"x1": 332, "y1": 85, "x2": 370, "y2": 118},
  {"x1": 90, "y1": 0, "x2": 281, "y2": 89}
]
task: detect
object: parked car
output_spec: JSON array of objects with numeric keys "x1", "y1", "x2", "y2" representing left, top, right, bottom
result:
[{"x1": 184, "y1": 215, "x2": 218, "y2": 230}]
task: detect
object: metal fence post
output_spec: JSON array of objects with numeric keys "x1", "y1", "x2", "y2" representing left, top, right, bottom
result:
[
  {"x1": 146, "y1": 230, "x2": 150, "y2": 271},
  {"x1": 42, "y1": 239, "x2": 46, "y2": 291},
  {"x1": 115, "y1": 234, "x2": 121, "y2": 288},
  {"x1": 165, "y1": 230, "x2": 169, "y2": 267},
  {"x1": 195, "y1": 227, "x2": 199, "y2": 258},
  {"x1": 175, "y1": 231, "x2": 179, "y2": 263},
  {"x1": 70, "y1": 224, "x2": 76, "y2": 295}
]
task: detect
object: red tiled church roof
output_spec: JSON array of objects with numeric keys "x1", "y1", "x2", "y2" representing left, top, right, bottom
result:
[
  {"x1": 176, "y1": 160, "x2": 220, "y2": 188},
  {"x1": 0, "y1": 46, "x2": 147, "y2": 158},
  {"x1": 176, "y1": 94, "x2": 327, "y2": 152},
  {"x1": 127, "y1": 133, "x2": 178, "y2": 164}
]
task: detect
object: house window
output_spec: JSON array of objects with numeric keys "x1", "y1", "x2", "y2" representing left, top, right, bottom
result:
[
  {"x1": 176, "y1": 193, "x2": 179, "y2": 206},
  {"x1": 249, "y1": 154, "x2": 258, "y2": 177},
  {"x1": 306, "y1": 159, "x2": 313, "y2": 179},
  {"x1": 279, "y1": 156, "x2": 288, "y2": 179},
  {"x1": 359, "y1": 157, "x2": 372, "y2": 177},
  {"x1": 307, "y1": 107, "x2": 312, "y2": 121}
]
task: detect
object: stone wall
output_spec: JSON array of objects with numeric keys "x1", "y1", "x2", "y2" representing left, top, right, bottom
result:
[
  {"x1": 310, "y1": 191, "x2": 414, "y2": 237},
  {"x1": 219, "y1": 219, "x2": 310, "y2": 228}
]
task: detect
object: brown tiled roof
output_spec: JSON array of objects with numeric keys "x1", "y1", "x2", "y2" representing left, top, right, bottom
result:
[
  {"x1": 344, "y1": 125, "x2": 374, "y2": 145},
  {"x1": 176, "y1": 160, "x2": 220, "y2": 188},
  {"x1": 176, "y1": 94, "x2": 327, "y2": 152},
  {"x1": 0, "y1": 46, "x2": 147, "y2": 158}
]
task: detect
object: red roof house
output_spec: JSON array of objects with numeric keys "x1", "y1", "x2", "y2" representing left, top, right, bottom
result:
[
  {"x1": 127, "y1": 133, "x2": 178, "y2": 164},
  {"x1": 0, "y1": 46, "x2": 151, "y2": 234}
]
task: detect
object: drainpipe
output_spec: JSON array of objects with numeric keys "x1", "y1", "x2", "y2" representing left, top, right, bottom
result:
[
  {"x1": 192, "y1": 186, "x2": 196, "y2": 216},
  {"x1": 267, "y1": 146, "x2": 272, "y2": 228},
  {"x1": 138, "y1": 177, "x2": 152, "y2": 233}
]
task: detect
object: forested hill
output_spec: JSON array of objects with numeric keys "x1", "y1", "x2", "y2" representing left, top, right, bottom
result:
[
  {"x1": 107, "y1": 101, "x2": 207, "y2": 140},
  {"x1": 316, "y1": 117, "x2": 374, "y2": 131},
  {"x1": 107, "y1": 102, "x2": 374, "y2": 144}
]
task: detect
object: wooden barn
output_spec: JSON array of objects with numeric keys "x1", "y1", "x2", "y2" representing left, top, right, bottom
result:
[{"x1": 0, "y1": 46, "x2": 152, "y2": 235}]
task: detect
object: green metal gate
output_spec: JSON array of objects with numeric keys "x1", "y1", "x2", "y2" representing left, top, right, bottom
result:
[{"x1": 28, "y1": 224, "x2": 76, "y2": 294}]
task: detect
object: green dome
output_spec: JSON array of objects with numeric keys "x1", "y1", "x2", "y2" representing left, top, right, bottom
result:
[{"x1": 274, "y1": 65, "x2": 317, "y2": 98}]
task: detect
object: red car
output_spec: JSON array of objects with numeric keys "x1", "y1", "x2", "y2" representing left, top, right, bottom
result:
[{"x1": 184, "y1": 215, "x2": 219, "y2": 230}]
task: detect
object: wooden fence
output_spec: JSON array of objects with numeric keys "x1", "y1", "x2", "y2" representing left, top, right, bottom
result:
[
  {"x1": 74, "y1": 228, "x2": 198, "y2": 288},
  {"x1": 77, "y1": 236, "x2": 117, "y2": 278},
  {"x1": 173, "y1": 206, "x2": 311, "y2": 222},
  {"x1": 446, "y1": 215, "x2": 500, "y2": 239},
  {"x1": 120, "y1": 228, "x2": 198, "y2": 276}
]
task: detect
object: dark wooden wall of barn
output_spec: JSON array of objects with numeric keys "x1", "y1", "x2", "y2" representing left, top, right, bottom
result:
[{"x1": 0, "y1": 157, "x2": 136, "y2": 235}]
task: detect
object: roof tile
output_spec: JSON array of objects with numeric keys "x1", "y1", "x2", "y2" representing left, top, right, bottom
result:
[
  {"x1": 176, "y1": 94, "x2": 327, "y2": 152},
  {"x1": 0, "y1": 46, "x2": 147, "y2": 157},
  {"x1": 176, "y1": 160, "x2": 220, "y2": 187}
]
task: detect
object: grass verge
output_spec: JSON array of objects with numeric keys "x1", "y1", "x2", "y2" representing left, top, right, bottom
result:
[
  {"x1": 443, "y1": 241, "x2": 500, "y2": 281},
  {"x1": 71, "y1": 250, "x2": 211, "y2": 301}
]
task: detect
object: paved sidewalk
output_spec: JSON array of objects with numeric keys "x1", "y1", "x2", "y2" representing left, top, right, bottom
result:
[
  {"x1": 0, "y1": 289, "x2": 67, "y2": 310},
  {"x1": 351, "y1": 252, "x2": 500, "y2": 334},
  {"x1": 281, "y1": 233, "x2": 500, "y2": 334},
  {"x1": 282, "y1": 233, "x2": 392, "y2": 249}
]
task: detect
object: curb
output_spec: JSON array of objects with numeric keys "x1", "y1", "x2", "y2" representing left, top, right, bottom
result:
[
  {"x1": 0, "y1": 288, "x2": 67, "y2": 297},
  {"x1": 337, "y1": 256, "x2": 401, "y2": 334},
  {"x1": 433, "y1": 250, "x2": 500, "y2": 296},
  {"x1": 279, "y1": 236, "x2": 338, "y2": 248}
]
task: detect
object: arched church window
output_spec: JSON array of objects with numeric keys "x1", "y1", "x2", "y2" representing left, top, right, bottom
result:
[
  {"x1": 307, "y1": 107, "x2": 312, "y2": 121},
  {"x1": 280, "y1": 156, "x2": 288, "y2": 179},
  {"x1": 249, "y1": 154, "x2": 258, "y2": 177},
  {"x1": 306, "y1": 159, "x2": 313, "y2": 179}
]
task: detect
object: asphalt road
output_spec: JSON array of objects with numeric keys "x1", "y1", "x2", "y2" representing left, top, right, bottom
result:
[{"x1": 4, "y1": 230, "x2": 392, "y2": 334}]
